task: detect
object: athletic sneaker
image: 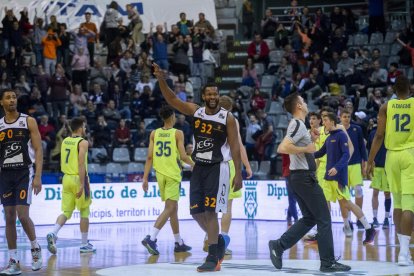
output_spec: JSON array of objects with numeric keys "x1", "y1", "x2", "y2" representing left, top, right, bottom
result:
[
  {"x1": 217, "y1": 234, "x2": 225, "y2": 263},
  {"x1": 320, "y1": 261, "x2": 351, "y2": 272},
  {"x1": 304, "y1": 233, "x2": 318, "y2": 244},
  {"x1": 225, "y1": 248, "x2": 232, "y2": 255},
  {"x1": 372, "y1": 217, "x2": 380, "y2": 228},
  {"x1": 203, "y1": 239, "x2": 208, "y2": 252},
  {"x1": 268, "y1": 240, "x2": 283, "y2": 269},
  {"x1": 31, "y1": 246, "x2": 42, "y2": 271},
  {"x1": 174, "y1": 241, "x2": 192, "y2": 252},
  {"x1": 141, "y1": 235, "x2": 159, "y2": 255},
  {"x1": 46, "y1": 233, "x2": 57, "y2": 254},
  {"x1": 356, "y1": 220, "x2": 365, "y2": 231},
  {"x1": 363, "y1": 227, "x2": 377, "y2": 245},
  {"x1": 398, "y1": 253, "x2": 414, "y2": 266},
  {"x1": 349, "y1": 221, "x2": 354, "y2": 231},
  {"x1": 343, "y1": 225, "x2": 353, "y2": 237},
  {"x1": 0, "y1": 259, "x2": 21, "y2": 275},
  {"x1": 222, "y1": 234, "x2": 230, "y2": 250},
  {"x1": 382, "y1": 218, "x2": 389, "y2": 229},
  {"x1": 197, "y1": 254, "x2": 220, "y2": 272},
  {"x1": 80, "y1": 242, "x2": 96, "y2": 253}
]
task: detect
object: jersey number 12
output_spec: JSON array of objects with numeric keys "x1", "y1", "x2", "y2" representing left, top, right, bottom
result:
[{"x1": 393, "y1": 114, "x2": 410, "y2": 132}]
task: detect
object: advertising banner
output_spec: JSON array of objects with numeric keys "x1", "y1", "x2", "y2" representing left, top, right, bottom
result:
[
  {"x1": 0, "y1": 0, "x2": 217, "y2": 32},
  {"x1": 0, "y1": 180, "x2": 389, "y2": 226}
]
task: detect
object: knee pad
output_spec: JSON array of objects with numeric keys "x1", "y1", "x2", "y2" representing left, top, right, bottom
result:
[
  {"x1": 63, "y1": 211, "x2": 73, "y2": 220},
  {"x1": 355, "y1": 186, "x2": 363, "y2": 198}
]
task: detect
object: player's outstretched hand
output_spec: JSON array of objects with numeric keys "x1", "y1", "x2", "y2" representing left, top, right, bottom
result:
[
  {"x1": 233, "y1": 173, "x2": 243, "y2": 192},
  {"x1": 32, "y1": 176, "x2": 42, "y2": 195}
]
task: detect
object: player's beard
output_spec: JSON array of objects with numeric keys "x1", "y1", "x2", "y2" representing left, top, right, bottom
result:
[{"x1": 205, "y1": 98, "x2": 219, "y2": 109}]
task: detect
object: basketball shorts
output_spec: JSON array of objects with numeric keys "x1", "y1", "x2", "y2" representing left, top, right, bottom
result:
[
  {"x1": 62, "y1": 174, "x2": 92, "y2": 218},
  {"x1": 385, "y1": 149, "x2": 414, "y2": 212},
  {"x1": 190, "y1": 162, "x2": 230, "y2": 215},
  {"x1": 348, "y1": 163, "x2": 363, "y2": 187},
  {"x1": 370, "y1": 167, "x2": 389, "y2": 192},
  {"x1": 316, "y1": 162, "x2": 327, "y2": 186},
  {"x1": 155, "y1": 172, "x2": 181, "y2": 201},
  {"x1": 0, "y1": 167, "x2": 34, "y2": 206},
  {"x1": 228, "y1": 160, "x2": 241, "y2": 200},
  {"x1": 323, "y1": 180, "x2": 351, "y2": 203}
]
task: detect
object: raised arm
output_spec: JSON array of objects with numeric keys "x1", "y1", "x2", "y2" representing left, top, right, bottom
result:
[
  {"x1": 153, "y1": 63, "x2": 198, "y2": 115},
  {"x1": 396, "y1": 33, "x2": 407, "y2": 48},
  {"x1": 28, "y1": 117, "x2": 43, "y2": 195},
  {"x1": 227, "y1": 113, "x2": 243, "y2": 191}
]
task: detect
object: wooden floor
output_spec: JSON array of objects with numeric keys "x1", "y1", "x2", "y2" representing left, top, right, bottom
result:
[{"x1": 1, "y1": 220, "x2": 413, "y2": 275}]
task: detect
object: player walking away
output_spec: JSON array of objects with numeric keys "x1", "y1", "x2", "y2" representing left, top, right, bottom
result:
[
  {"x1": 367, "y1": 75, "x2": 414, "y2": 266},
  {"x1": 215, "y1": 95, "x2": 253, "y2": 255},
  {"x1": 271, "y1": 92, "x2": 351, "y2": 273},
  {"x1": 153, "y1": 63, "x2": 243, "y2": 272},
  {"x1": 46, "y1": 117, "x2": 96, "y2": 254},
  {"x1": 315, "y1": 113, "x2": 377, "y2": 243},
  {"x1": 141, "y1": 106, "x2": 194, "y2": 255},
  {"x1": 0, "y1": 89, "x2": 43, "y2": 274},
  {"x1": 340, "y1": 110, "x2": 368, "y2": 230},
  {"x1": 367, "y1": 117, "x2": 391, "y2": 229}
]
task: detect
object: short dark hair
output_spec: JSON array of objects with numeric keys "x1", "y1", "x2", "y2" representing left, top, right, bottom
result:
[
  {"x1": 159, "y1": 105, "x2": 175, "y2": 121},
  {"x1": 323, "y1": 112, "x2": 337, "y2": 125},
  {"x1": 70, "y1": 117, "x2": 85, "y2": 132},
  {"x1": 0, "y1": 89, "x2": 16, "y2": 100},
  {"x1": 320, "y1": 106, "x2": 334, "y2": 114},
  {"x1": 202, "y1": 83, "x2": 219, "y2": 94},
  {"x1": 309, "y1": 112, "x2": 321, "y2": 120},
  {"x1": 283, "y1": 92, "x2": 300, "y2": 114},
  {"x1": 85, "y1": 12, "x2": 91, "y2": 15},
  {"x1": 340, "y1": 109, "x2": 351, "y2": 116},
  {"x1": 219, "y1": 95, "x2": 233, "y2": 111},
  {"x1": 394, "y1": 75, "x2": 410, "y2": 95}
]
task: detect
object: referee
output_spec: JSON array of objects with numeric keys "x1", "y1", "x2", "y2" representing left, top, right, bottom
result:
[{"x1": 268, "y1": 93, "x2": 351, "y2": 273}]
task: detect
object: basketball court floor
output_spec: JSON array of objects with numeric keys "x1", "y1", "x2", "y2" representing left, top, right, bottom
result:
[{"x1": 2, "y1": 220, "x2": 413, "y2": 275}]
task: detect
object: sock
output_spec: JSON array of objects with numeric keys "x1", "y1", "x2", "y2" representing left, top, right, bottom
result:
[
  {"x1": 150, "y1": 227, "x2": 160, "y2": 242},
  {"x1": 359, "y1": 216, "x2": 371, "y2": 229},
  {"x1": 174, "y1": 233, "x2": 183, "y2": 245},
  {"x1": 343, "y1": 218, "x2": 350, "y2": 228},
  {"x1": 399, "y1": 235, "x2": 410, "y2": 257},
  {"x1": 81, "y1": 232, "x2": 88, "y2": 244},
  {"x1": 373, "y1": 209, "x2": 378, "y2": 219},
  {"x1": 348, "y1": 211, "x2": 352, "y2": 221},
  {"x1": 9, "y1": 249, "x2": 18, "y2": 261},
  {"x1": 384, "y1": 198, "x2": 391, "y2": 213},
  {"x1": 30, "y1": 239, "x2": 40, "y2": 249},
  {"x1": 385, "y1": 212, "x2": 390, "y2": 219},
  {"x1": 53, "y1": 223, "x2": 62, "y2": 236},
  {"x1": 221, "y1": 232, "x2": 228, "y2": 236}
]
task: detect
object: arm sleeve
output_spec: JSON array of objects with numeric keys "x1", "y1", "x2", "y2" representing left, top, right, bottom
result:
[
  {"x1": 314, "y1": 141, "x2": 327, "y2": 159},
  {"x1": 334, "y1": 133, "x2": 350, "y2": 170}
]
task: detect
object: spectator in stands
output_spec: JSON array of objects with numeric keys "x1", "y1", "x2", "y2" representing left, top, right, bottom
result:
[
  {"x1": 70, "y1": 84, "x2": 87, "y2": 116},
  {"x1": 111, "y1": 84, "x2": 131, "y2": 121},
  {"x1": 328, "y1": 51, "x2": 340, "y2": 72},
  {"x1": 330, "y1": 6, "x2": 344, "y2": 31},
  {"x1": 245, "y1": 114, "x2": 261, "y2": 160},
  {"x1": 366, "y1": 88, "x2": 384, "y2": 114},
  {"x1": 15, "y1": 74, "x2": 30, "y2": 94},
  {"x1": 103, "y1": 1, "x2": 121, "y2": 47},
  {"x1": 336, "y1": 50, "x2": 354, "y2": 90},
  {"x1": 273, "y1": 77, "x2": 295, "y2": 100},
  {"x1": 330, "y1": 28, "x2": 348, "y2": 57},
  {"x1": 191, "y1": 27, "x2": 205, "y2": 80},
  {"x1": 47, "y1": 15, "x2": 60, "y2": 33},
  {"x1": 396, "y1": 33, "x2": 414, "y2": 80},
  {"x1": 126, "y1": 4, "x2": 144, "y2": 46},
  {"x1": 371, "y1": 48, "x2": 387, "y2": 69},
  {"x1": 175, "y1": 114, "x2": 192, "y2": 145},
  {"x1": 314, "y1": 8, "x2": 329, "y2": 32},
  {"x1": 342, "y1": 8, "x2": 357, "y2": 35},
  {"x1": 50, "y1": 121, "x2": 69, "y2": 161},
  {"x1": 150, "y1": 23, "x2": 169, "y2": 70},
  {"x1": 107, "y1": 36, "x2": 123, "y2": 64},
  {"x1": 130, "y1": 91, "x2": 142, "y2": 119},
  {"x1": 35, "y1": 64, "x2": 51, "y2": 111},
  {"x1": 303, "y1": 67, "x2": 326, "y2": 99},
  {"x1": 168, "y1": 25, "x2": 181, "y2": 44},
  {"x1": 387, "y1": 62, "x2": 403, "y2": 84},
  {"x1": 177, "y1": 12, "x2": 193, "y2": 36},
  {"x1": 0, "y1": 72, "x2": 12, "y2": 90},
  {"x1": 120, "y1": 50, "x2": 136, "y2": 77},
  {"x1": 250, "y1": 88, "x2": 266, "y2": 112},
  {"x1": 108, "y1": 62, "x2": 126, "y2": 92},
  {"x1": 283, "y1": 44, "x2": 297, "y2": 65},
  {"x1": 242, "y1": 57, "x2": 260, "y2": 88},
  {"x1": 89, "y1": 83, "x2": 107, "y2": 111},
  {"x1": 42, "y1": 30, "x2": 61, "y2": 76},
  {"x1": 353, "y1": 48, "x2": 370, "y2": 71},
  {"x1": 255, "y1": 109, "x2": 275, "y2": 161},
  {"x1": 49, "y1": 63, "x2": 70, "y2": 119},
  {"x1": 38, "y1": 114, "x2": 56, "y2": 162},
  {"x1": 261, "y1": 9, "x2": 278, "y2": 38},
  {"x1": 135, "y1": 74, "x2": 153, "y2": 94},
  {"x1": 114, "y1": 119, "x2": 132, "y2": 148},
  {"x1": 172, "y1": 34, "x2": 190, "y2": 75},
  {"x1": 194, "y1": 12, "x2": 215, "y2": 36},
  {"x1": 82, "y1": 12, "x2": 99, "y2": 66},
  {"x1": 276, "y1": 57, "x2": 293, "y2": 82},
  {"x1": 93, "y1": 115, "x2": 112, "y2": 149},
  {"x1": 82, "y1": 100, "x2": 98, "y2": 129},
  {"x1": 308, "y1": 52, "x2": 324, "y2": 74},
  {"x1": 274, "y1": 23, "x2": 289, "y2": 49},
  {"x1": 33, "y1": 16, "x2": 47, "y2": 65},
  {"x1": 176, "y1": 74, "x2": 194, "y2": 98},
  {"x1": 247, "y1": 33, "x2": 270, "y2": 69},
  {"x1": 242, "y1": 0, "x2": 254, "y2": 39},
  {"x1": 134, "y1": 121, "x2": 148, "y2": 147},
  {"x1": 29, "y1": 86, "x2": 46, "y2": 117},
  {"x1": 2, "y1": 7, "x2": 18, "y2": 57},
  {"x1": 137, "y1": 51, "x2": 152, "y2": 77},
  {"x1": 56, "y1": 23, "x2": 70, "y2": 69},
  {"x1": 89, "y1": 59, "x2": 109, "y2": 90},
  {"x1": 72, "y1": 24, "x2": 96, "y2": 58},
  {"x1": 9, "y1": 20, "x2": 24, "y2": 69},
  {"x1": 71, "y1": 48, "x2": 90, "y2": 92},
  {"x1": 367, "y1": 60, "x2": 387, "y2": 93}
]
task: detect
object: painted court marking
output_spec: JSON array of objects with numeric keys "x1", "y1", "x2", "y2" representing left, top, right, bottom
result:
[{"x1": 97, "y1": 259, "x2": 414, "y2": 276}]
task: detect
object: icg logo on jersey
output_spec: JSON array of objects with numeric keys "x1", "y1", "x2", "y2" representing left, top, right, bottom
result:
[{"x1": 244, "y1": 181, "x2": 258, "y2": 219}]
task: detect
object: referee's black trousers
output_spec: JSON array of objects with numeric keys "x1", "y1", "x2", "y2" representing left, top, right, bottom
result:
[{"x1": 279, "y1": 170, "x2": 334, "y2": 266}]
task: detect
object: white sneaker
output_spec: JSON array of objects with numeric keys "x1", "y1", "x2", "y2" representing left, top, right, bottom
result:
[
  {"x1": 47, "y1": 233, "x2": 57, "y2": 254},
  {"x1": 80, "y1": 242, "x2": 96, "y2": 253},
  {"x1": 31, "y1": 246, "x2": 42, "y2": 271},
  {"x1": 343, "y1": 225, "x2": 353, "y2": 237},
  {"x1": 398, "y1": 253, "x2": 414, "y2": 266},
  {"x1": 225, "y1": 248, "x2": 232, "y2": 255},
  {"x1": 0, "y1": 258, "x2": 21, "y2": 275}
]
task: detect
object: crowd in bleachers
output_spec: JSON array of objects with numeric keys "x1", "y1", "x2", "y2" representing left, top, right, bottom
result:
[
  {"x1": 239, "y1": 0, "x2": 414, "y2": 170},
  {"x1": 0, "y1": 1, "x2": 223, "y2": 169}
]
